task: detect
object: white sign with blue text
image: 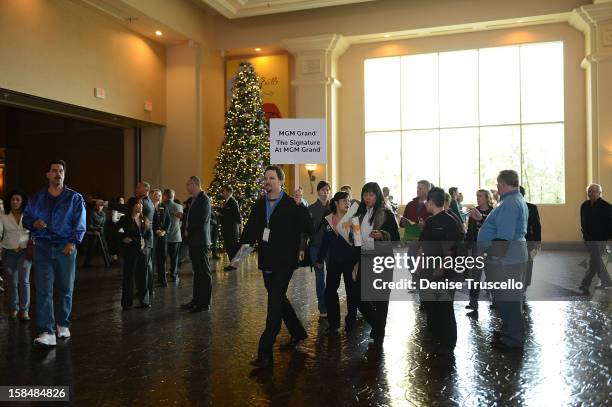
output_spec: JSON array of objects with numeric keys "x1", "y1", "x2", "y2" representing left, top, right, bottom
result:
[{"x1": 269, "y1": 118, "x2": 326, "y2": 164}]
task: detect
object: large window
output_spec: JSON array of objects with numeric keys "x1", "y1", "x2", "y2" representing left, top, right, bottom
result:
[{"x1": 364, "y1": 41, "x2": 564, "y2": 204}]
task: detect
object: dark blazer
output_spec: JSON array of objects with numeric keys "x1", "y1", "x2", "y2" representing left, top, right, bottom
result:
[
  {"x1": 221, "y1": 196, "x2": 241, "y2": 239},
  {"x1": 580, "y1": 198, "x2": 611, "y2": 241},
  {"x1": 117, "y1": 215, "x2": 152, "y2": 256},
  {"x1": 109, "y1": 196, "x2": 154, "y2": 223},
  {"x1": 186, "y1": 191, "x2": 211, "y2": 247},
  {"x1": 241, "y1": 192, "x2": 313, "y2": 271},
  {"x1": 108, "y1": 196, "x2": 154, "y2": 247},
  {"x1": 525, "y1": 202, "x2": 542, "y2": 242},
  {"x1": 153, "y1": 204, "x2": 171, "y2": 241}
]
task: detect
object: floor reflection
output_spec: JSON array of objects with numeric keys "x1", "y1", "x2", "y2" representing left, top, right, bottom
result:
[{"x1": 0, "y1": 252, "x2": 610, "y2": 406}]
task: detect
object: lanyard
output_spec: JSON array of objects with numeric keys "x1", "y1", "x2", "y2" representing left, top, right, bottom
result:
[{"x1": 265, "y1": 191, "x2": 284, "y2": 227}]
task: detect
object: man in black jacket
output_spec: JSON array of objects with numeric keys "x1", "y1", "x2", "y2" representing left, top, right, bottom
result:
[
  {"x1": 579, "y1": 183, "x2": 612, "y2": 294},
  {"x1": 519, "y1": 187, "x2": 541, "y2": 291},
  {"x1": 152, "y1": 189, "x2": 171, "y2": 287},
  {"x1": 221, "y1": 186, "x2": 242, "y2": 271},
  {"x1": 180, "y1": 176, "x2": 213, "y2": 312},
  {"x1": 241, "y1": 165, "x2": 312, "y2": 369}
]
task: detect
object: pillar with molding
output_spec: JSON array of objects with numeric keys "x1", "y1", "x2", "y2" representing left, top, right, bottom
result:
[
  {"x1": 282, "y1": 34, "x2": 350, "y2": 201},
  {"x1": 570, "y1": 0, "x2": 612, "y2": 195}
]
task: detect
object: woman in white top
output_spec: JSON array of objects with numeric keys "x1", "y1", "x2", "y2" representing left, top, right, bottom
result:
[{"x1": 0, "y1": 190, "x2": 32, "y2": 321}]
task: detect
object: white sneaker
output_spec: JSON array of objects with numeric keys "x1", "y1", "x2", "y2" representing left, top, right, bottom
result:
[
  {"x1": 57, "y1": 326, "x2": 71, "y2": 339},
  {"x1": 34, "y1": 332, "x2": 57, "y2": 347}
]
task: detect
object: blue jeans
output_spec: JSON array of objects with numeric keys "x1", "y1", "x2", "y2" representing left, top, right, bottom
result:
[
  {"x1": 3, "y1": 249, "x2": 32, "y2": 312},
  {"x1": 486, "y1": 261, "x2": 526, "y2": 347},
  {"x1": 33, "y1": 242, "x2": 77, "y2": 334},
  {"x1": 309, "y1": 245, "x2": 326, "y2": 313}
]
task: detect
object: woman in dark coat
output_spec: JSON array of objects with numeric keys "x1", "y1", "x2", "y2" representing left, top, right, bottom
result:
[
  {"x1": 355, "y1": 182, "x2": 400, "y2": 346},
  {"x1": 117, "y1": 197, "x2": 152, "y2": 309},
  {"x1": 316, "y1": 191, "x2": 360, "y2": 335}
]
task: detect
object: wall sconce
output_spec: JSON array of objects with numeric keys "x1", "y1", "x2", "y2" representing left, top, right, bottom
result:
[{"x1": 305, "y1": 164, "x2": 317, "y2": 194}]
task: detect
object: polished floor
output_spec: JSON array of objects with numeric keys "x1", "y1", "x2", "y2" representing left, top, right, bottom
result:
[{"x1": 0, "y1": 250, "x2": 610, "y2": 406}]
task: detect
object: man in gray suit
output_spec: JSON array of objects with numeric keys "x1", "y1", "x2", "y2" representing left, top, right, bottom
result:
[
  {"x1": 180, "y1": 176, "x2": 212, "y2": 313},
  {"x1": 163, "y1": 189, "x2": 183, "y2": 284}
]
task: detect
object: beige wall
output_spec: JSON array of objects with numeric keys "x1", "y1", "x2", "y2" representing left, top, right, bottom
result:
[
  {"x1": 201, "y1": 48, "x2": 226, "y2": 191},
  {"x1": 0, "y1": 0, "x2": 166, "y2": 125},
  {"x1": 163, "y1": 43, "x2": 200, "y2": 202},
  {"x1": 338, "y1": 23, "x2": 586, "y2": 241}
]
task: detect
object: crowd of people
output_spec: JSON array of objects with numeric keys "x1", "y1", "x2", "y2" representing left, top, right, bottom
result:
[{"x1": 0, "y1": 160, "x2": 611, "y2": 368}]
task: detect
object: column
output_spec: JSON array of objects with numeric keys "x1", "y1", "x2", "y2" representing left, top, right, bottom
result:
[
  {"x1": 282, "y1": 34, "x2": 350, "y2": 200},
  {"x1": 570, "y1": 0, "x2": 612, "y2": 193}
]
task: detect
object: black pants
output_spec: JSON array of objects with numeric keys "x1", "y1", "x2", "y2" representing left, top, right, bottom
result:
[
  {"x1": 146, "y1": 248, "x2": 154, "y2": 298},
  {"x1": 325, "y1": 260, "x2": 356, "y2": 330},
  {"x1": 353, "y1": 264, "x2": 385, "y2": 339},
  {"x1": 189, "y1": 244, "x2": 212, "y2": 307},
  {"x1": 210, "y1": 225, "x2": 219, "y2": 257},
  {"x1": 258, "y1": 269, "x2": 307, "y2": 358},
  {"x1": 580, "y1": 241, "x2": 611, "y2": 288},
  {"x1": 222, "y1": 229, "x2": 240, "y2": 260},
  {"x1": 122, "y1": 249, "x2": 149, "y2": 306},
  {"x1": 167, "y1": 242, "x2": 181, "y2": 279},
  {"x1": 155, "y1": 237, "x2": 168, "y2": 284},
  {"x1": 423, "y1": 298, "x2": 457, "y2": 350}
]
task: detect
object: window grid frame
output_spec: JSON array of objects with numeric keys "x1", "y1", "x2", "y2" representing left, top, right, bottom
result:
[{"x1": 364, "y1": 42, "x2": 565, "y2": 205}]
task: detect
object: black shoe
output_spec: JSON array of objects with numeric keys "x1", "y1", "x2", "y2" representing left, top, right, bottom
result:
[
  {"x1": 224, "y1": 265, "x2": 237, "y2": 271},
  {"x1": 189, "y1": 305, "x2": 210, "y2": 313},
  {"x1": 466, "y1": 310, "x2": 478, "y2": 319},
  {"x1": 279, "y1": 336, "x2": 306, "y2": 350},
  {"x1": 250, "y1": 356, "x2": 273, "y2": 369},
  {"x1": 137, "y1": 302, "x2": 151, "y2": 309},
  {"x1": 181, "y1": 301, "x2": 196, "y2": 310},
  {"x1": 465, "y1": 303, "x2": 474, "y2": 310},
  {"x1": 579, "y1": 286, "x2": 590, "y2": 295}
]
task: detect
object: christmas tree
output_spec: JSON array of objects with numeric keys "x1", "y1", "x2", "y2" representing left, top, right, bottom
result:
[{"x1": 208, "y1": 62, "x2": 270, "y2": 222}]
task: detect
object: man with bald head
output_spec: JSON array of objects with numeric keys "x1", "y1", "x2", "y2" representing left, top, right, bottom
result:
[{"x1": 579, "y1": 183, "x2": 612, "y2": 294}]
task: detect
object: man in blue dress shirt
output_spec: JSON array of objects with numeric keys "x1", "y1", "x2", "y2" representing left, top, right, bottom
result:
[{"x1": 477, "y1": 170, "x2": 528, "y2": 350}]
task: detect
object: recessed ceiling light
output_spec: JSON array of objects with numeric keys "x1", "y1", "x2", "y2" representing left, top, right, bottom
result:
[
  {"x1": 155, "y1": 30, "x2": 163, "y2": 36},
  {"x1": 384, "y1": 34, "x2": 391, "y2": 38},
  {"x1": 517, "y1": 20, "x2": 524, "y2": 23},
  {"x1": 255, "y1": 48, "x2": 262, "y2": 52}
]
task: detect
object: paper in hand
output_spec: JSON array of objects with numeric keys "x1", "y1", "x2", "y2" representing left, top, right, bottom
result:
[
  {"x1": 230, "y1": 244, "x2": 255, "y2": 267},
  {"x1": 337, "y1": 202, "x2": 360, "y2": 246}
]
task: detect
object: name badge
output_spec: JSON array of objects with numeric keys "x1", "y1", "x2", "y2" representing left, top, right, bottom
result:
[{"x1": 263, "y1": 227, "x2": 271, "y2": 242}]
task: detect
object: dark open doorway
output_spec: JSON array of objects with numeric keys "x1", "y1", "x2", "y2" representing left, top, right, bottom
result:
[{"x1": 0, "y1": 105, "x2": 124, "y2": 201}]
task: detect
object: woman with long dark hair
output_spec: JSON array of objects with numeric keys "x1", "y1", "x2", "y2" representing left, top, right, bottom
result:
[
  {"x1": 465, "y1": 189, "x2": 494, "y2": 313},
  {"x1": 315, "y1": 191, "x2": 359, "y2": 335},
  {"x1": 117, "y1": 197, "x2": 152, "y2": 309},
  {"x1": 355, "y1": 182, "x2": 400, "y2": 346},
  {"x1": 0, "y1": 190, "x2": 32, "y2": 321}
]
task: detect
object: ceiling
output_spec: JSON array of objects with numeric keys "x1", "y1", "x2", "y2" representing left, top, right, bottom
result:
[{"x1": 199, "y1": 0, "x2": 375, "y2": 19}]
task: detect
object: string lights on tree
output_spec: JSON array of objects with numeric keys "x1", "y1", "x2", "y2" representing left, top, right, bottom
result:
[{"x1": 208, "y1": 62, "x2": 270, "y2": 223}]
